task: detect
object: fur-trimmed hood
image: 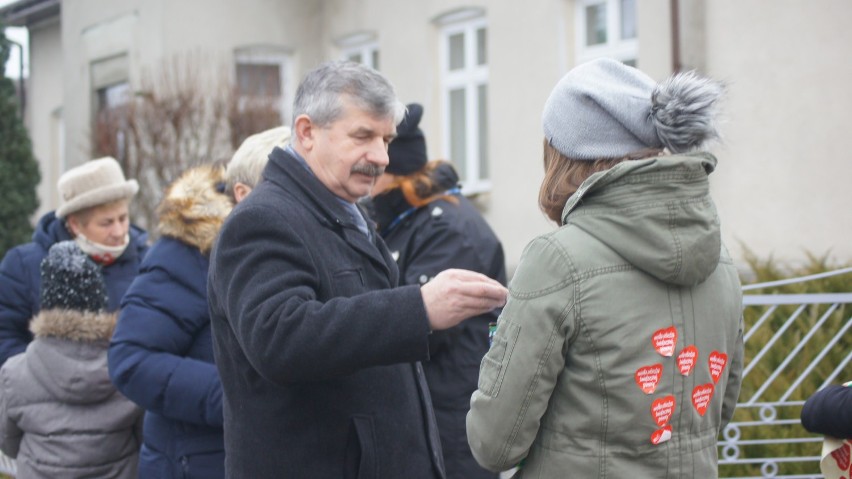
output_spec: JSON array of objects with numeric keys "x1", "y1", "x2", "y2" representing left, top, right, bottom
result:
[
  {"x1": 157, "y1": 165, "x2": 233, "y2": 254},
  {"x1": 30, "y1": 309, "x2": 117, "y2": 342}
]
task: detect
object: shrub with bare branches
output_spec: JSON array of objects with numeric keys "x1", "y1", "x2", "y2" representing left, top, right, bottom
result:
[{"x1": 92, "y1": 52, "x2": 283, "y2": 235}]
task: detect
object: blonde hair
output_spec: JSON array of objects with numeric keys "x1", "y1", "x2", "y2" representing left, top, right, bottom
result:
[
  {"x1": 538, "y1": 139, "x2": 662, "y2": 225},
  {"x1": 226, "y1": 126, "x2": 292, "y2": 199}
]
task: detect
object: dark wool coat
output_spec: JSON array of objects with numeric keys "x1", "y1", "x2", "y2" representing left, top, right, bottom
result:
[
  {"x1": 801, "y1": 384, "x2": 852, "y2": 439},
  {"x1": 0, "y1": 309, "x2": 143, "y2": 479},
  {"x1": 109, "y1": 166, "x2": 231, "y2": 479},
  {"x1": 368, "y1": 165, "x2": 506, "y2": 479},
  {"x1": 207, "y1": 147, "x2": 445, "y2": 479},
  {"x1": 0, "y1": 211, "x2": 148, "y2": 366}
]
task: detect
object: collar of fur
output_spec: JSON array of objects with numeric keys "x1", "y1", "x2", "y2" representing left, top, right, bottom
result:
[
  {"x1": 157, "y1": 165, "x2": 234, "y2": 254},
  {"x1": 30, "y1": 309, "x2": 117, "y2": 342}
]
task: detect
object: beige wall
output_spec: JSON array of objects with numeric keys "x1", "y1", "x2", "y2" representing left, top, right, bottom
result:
[
  {"x1": 24, "y1": 18, "x2": 62, "y2": 221},
  {"x1": 704, "y1": 0, "x2": 852, "y2": 265},
  {"x1": 19, "y1": 0, "x2": 852, "y2": 270}
]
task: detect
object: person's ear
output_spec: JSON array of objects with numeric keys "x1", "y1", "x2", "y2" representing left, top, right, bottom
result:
[
  {"x1": 233, "y1": 183, "x2": 253, "y2": 203},
  {"x1": 294, "y1": 115, "x2": 315, "y2": 151},
  {"x1": 65, "y1": 215, "x2": 81, "y2": 237}
]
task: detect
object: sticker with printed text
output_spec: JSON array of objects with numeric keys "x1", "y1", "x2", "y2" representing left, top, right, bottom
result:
[
  {"x1": 652, "y1": 395, "x2": 676, "y2": 427},
  {"x1": 635, "y1": 364, "x2": 663, "y2": 395},
  {"x1": 651, "y1": 424, "x2": 673, "y2": 445},
  {"x1": 652, "y1": 327, "x2": 678, "y2": 357},
  {"x1": 692, "y1": 383, "x2": 715, "y2": 416},
  {"x1": 708, "y1": 351, "x2": 728, "y2": 384},
  {"x1": 676, "y1": 345, "x2": 698, "y2": 376}
]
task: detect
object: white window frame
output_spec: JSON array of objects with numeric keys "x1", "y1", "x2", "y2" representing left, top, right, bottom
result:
[
  {"x1": 337, "y1": 32, "x2": 380, "y2": 70},
  {"x1": 575, "y1": 0, "x2": 638, "y2": 65},
  {"x1": 438, "y1": 13, "x2": 490, "y2": 194},
  {"x1": 234, "y1": 46, "x2": 294, "y2": 124}
]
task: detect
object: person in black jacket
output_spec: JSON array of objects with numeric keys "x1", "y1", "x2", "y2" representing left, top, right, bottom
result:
[
  {"x1": 364, "y1": 103, "x2": 506, "y2": 479},
  {"x1": 207, "y1": 60, "x2": 508, "y2": 478},
  {"x1": 801, "y1": 382, "x2": 852, "y2": 438}
]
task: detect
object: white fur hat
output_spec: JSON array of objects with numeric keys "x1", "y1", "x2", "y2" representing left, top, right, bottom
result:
[{"x1": 56, "y1": 157, "x2": 138, "y2": 219}]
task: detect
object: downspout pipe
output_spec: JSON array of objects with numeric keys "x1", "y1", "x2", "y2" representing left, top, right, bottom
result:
[
  {"x1": 7, "y1": 38, "x2": 25, "y2": 120},
  {"x1": 670, "y1": 0, "x2": 682, "y2": 72}
]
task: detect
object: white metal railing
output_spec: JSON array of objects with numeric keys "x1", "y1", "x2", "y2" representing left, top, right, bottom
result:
[{"x1": 719, "y1": 268, "x2": 852, "y2": 479}]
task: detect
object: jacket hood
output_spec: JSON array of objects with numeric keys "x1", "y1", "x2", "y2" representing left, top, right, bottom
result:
[
  {"x1": 562, "y1": 153, "x2": 721, "y2": 286},
  {"x1": 157, "y1": 165, "x2": 233, "y2": 254},
  {"x1": 26, "y1": 310, "x2": 117, "y2": 403}
]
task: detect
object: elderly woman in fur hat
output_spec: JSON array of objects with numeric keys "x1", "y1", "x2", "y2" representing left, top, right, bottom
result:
[
  {"x1": 0, "y1": 157, "x2": 148, "y2": 367},
  {"x1": 107, "y1": 126, "x2": 290, "y2": 479},
  {"x1": 0, "y1": 241, "x2": 144, "y2": 478},
  {"x1": 466, "y1": 59, "x2": 744, "y2": 478}
]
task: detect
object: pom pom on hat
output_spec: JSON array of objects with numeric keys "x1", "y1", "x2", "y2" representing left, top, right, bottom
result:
[
  {"x1": 542, "y1": 58, "x2": 723, "y2": 160},
  {"x1": 386, "y1": 103, "x2": 428, "y2": 175},
  {"x1": 40, "y1": 241, "x2": 108, "y2": 313}
]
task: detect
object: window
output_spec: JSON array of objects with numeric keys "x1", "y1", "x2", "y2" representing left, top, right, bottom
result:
[
  {"x1": 90, "y1": 54, "x2": 131, "y2": 158},
  {"x1": 337, "y1": 32, "x2": 380, "y2": 70},
  {"x1": 234, "y1": 46, "x2": 293, "y2": 123},
  {"x1": 576, "y1": 0, "x2": 637, "y2": 66},
  {"x1": 437, "y1": 9, "x2": 489, "y2": 193}
]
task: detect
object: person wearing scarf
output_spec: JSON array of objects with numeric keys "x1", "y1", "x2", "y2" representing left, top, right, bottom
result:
[{"x1": 0, "y1": 156, "x2": 148, "y2": 366}]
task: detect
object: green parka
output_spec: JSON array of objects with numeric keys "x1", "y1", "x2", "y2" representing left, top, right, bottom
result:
[{"x1": 467, "y1": 153, "x2": 744, "y2": 478}]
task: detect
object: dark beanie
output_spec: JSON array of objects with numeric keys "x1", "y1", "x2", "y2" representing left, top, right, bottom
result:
[
  {"x1": 40, "y1": 241, "x2": 108, "y2": 312},
  {"x1": 386, "y1": 103, "x2": 427, "y2": 175}
]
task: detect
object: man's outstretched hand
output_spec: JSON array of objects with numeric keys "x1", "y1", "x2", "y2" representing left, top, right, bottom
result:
[{"x1": 421, "y1": 269, "x2": 508, "y2": 331}]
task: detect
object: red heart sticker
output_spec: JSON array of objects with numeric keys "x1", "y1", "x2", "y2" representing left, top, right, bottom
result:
[
  {"x1": 651, "y1": 395, "x2": 676, "y2": 427},
  {"x1": 676, "y1": 345, "x2": 698, "y2": 376},
  {"x1": 652, "y1": 327, "x2": 677, "y2": 357},
  {"x1": 832, "y1": 442, "x2": 851, "y2": 472},
  {"x1": 692, "y1": 383, "x2": 715, "y2": 416},
  {"x1": 635, "y1": 364, "x2": 663, "y2": 394},
  {"x1": 651, "y1": 424, "x2": 673, "y2": 445},
  {"x1": 708, "y1": 351, "x2": 728, "y2": 384}
]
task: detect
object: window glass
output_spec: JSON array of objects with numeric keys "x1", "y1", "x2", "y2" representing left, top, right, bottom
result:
[
  {"x1": 621, "y1": 0, "x2": 637, "y2": 40},
  {"x1": 236, "y1": 63, "x2": 281, "y2": 97},
  {"x1": 449, "y1": 33, "x2": 465, "y2": 70},
  {"x1": 449, "y1": 88, "x2": 467, "y2": 181},
  {"x1": 585, "y1": 4, "x2": 607, "y2": 45},
  {"x1": 477, "y1": 84, "x2": 488, "y2": 180},
  {"x1": 476, "y1": 28, "x2": 487, "y2": 66}
]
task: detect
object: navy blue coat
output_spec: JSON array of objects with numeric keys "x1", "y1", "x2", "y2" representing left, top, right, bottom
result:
[
  {"x1": 801, "y1": 384, "x2": 852, "y2": 438},
  {"x1": 0, "y1": 211, "x2": 147, "y2": 366},
  {"x1": 207, "y1": 147, "x2": 445, "y2": 479},
  {"x1": 109, "y1": 166, "x2": 229, "y2": 479},
  {"x1": 367, "y1": 165, "x2": 506, "y2": 479}
]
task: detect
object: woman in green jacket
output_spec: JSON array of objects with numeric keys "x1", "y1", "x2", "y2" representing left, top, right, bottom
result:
[{"x1": 467, "y1": 58, "x2": 744, "y2": 478}]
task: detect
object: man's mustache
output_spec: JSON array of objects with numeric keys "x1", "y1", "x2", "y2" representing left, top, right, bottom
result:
[{"x1": 351, "y1": 164, "x2": 384, "y2": 177}]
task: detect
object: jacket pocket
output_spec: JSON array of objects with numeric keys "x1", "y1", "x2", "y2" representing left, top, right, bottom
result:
[
  {"x1": 477, "y1": 320, "x2": 520, "y2": 398},
  {"x1": 333, "y1": 268, "x2": 365, "y2": 298},
  {"x1": 344, "y1": 415, "x2": 377, "y2": 479}
]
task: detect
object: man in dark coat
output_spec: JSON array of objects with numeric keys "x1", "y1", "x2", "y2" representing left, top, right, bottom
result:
[
  {"x1": 207, "y1": 60, "x2": 508, "y2": 479},
  {"x1": 364, "y1": 103, "x2": 506, "y2": 479},
  {"x1": 0, "y1": 157, "x2": 148, "y2": 366}
]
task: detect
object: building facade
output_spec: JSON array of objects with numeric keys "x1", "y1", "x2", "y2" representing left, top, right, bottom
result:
[{"x1": 2, "y1": 0, "x2": 850, "y2": 272}]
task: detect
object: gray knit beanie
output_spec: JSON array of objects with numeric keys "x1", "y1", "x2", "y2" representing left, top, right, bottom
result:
[{"x1": 542, "y1": 58, "x2": 723, "y2": 160}]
